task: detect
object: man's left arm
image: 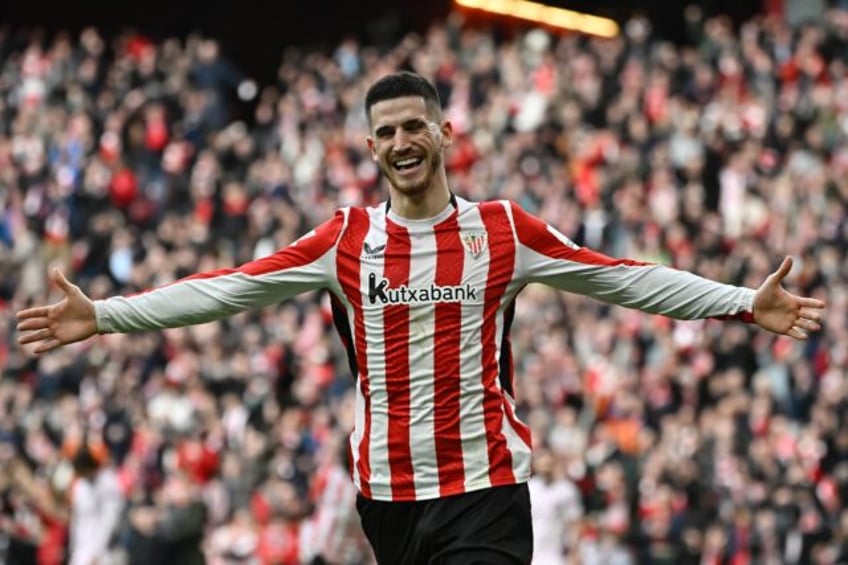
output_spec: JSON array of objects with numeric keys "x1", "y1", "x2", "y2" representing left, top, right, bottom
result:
[{"x1": 507, "y1": 202, "x2": 824, "y2": 339}]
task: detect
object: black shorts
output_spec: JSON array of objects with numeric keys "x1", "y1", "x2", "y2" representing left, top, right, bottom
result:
[{"x1": 355, "y1": 482, "x2": 533, "y2": 565}]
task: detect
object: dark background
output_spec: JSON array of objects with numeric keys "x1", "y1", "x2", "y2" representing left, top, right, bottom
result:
[{"x1": 4, "y1": 0, "x2": 763, "y2": 85}]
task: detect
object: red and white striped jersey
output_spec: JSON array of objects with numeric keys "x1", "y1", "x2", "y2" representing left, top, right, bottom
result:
[{"x1": 95, "y1": 196, "x2": 755, "y2": 501}]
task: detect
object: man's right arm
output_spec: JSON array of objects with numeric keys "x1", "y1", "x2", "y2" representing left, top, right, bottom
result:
[
  {"x1": 18, "y1": 210, "x2": 348, "y2": 352},
  {"x1": 96, "y1": 210, "x2": 347, "y2": 333}
]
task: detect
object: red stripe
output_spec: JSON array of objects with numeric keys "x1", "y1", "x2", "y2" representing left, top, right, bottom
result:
[
  {"x1": 433, "y1": 214, "x2": 465, "y2": 496},
  {"x1": 510, "y1": 201, "x2": 649, "y2": 267},
  {"x1": 383, "y1": 219, "x2": 414, "y2": 499},
  {"x1": 335, "y1": 209, "x2": 372, "y2": 497},
  {"x1": 238, "y1": 213, "x2": 346, "y2": 275},
  {"x1": 478, "y1": 202, "x2": 517, "y2": 485}
]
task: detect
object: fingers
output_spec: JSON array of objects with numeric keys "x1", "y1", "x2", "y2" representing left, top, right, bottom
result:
[
  {"x1": 17, "y1": 333, "x2": 38, "y2": 346},
  {"x1": 787, "y1": 326, "x2": 809, "y2": 340},
  {"x1": 16, "y1": 317, "x2": 51, "y2": 332},
  {"x1": 18, "y1": 329, "x2": 54, "y2": 346},
  {"x1": 798, "y1": 297, "x2": 826, "y2": 309},
  {"x1": 787, "y1": 304, "x2": 824, "y2": 339},
  {"x1": 16, "y1": 310, "x2": 53, "y2": 349},
  {"x1": 18, "y1": 334, "x2": 61, "y2": 354},
  {"x1": 16, "y1": 306, "x2": 50, "y2": 320},
  {"x1": 794, "y1": 317, "x2": 820, "y2": 333},
  {"x1": 32, "y1": 339, "x2": 63, "y2": 355},
  {"x1": 793, "y1": 304, "x2": 825, "y2": 333}
]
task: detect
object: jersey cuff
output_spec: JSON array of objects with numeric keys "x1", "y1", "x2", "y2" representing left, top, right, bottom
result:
[
  {"x1": 715, "y1": 288, "x2": 756, "y2": 323},
  {"x1": 93, "y1": 300, "x2": 115, "y2": 334}
]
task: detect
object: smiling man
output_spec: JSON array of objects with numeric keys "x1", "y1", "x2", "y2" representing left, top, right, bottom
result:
[{"x1": 17, "y1": 71, "x2": 826, "y2": 564}]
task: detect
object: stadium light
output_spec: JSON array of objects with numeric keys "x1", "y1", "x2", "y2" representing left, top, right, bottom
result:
[{"x1": 454, "y1": 0, "x2": 620, "y2": 38}]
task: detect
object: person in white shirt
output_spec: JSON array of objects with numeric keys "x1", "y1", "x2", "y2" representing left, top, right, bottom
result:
[
  {"x1": 68, "y1": 447, "x2": 125, "y2": 565},
  {"x1": 528, "y1": 448, "x2": 583, "y2": 564}
]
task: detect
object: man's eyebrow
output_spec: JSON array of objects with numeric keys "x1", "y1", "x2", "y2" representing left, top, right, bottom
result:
[
  {"x1": 374, "y1": 118, "x2": 431, "y2": 135},
  {"x1": 374, "y1": 124, "x2": 395, "y2": 136}
]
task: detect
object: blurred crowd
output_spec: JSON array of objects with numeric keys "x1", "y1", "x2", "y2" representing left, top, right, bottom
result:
[{"x1": 1, "y1": 2, "x2": 848, "y2": 564}]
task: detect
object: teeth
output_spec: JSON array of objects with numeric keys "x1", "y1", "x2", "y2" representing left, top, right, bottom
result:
[{"x1": 394, "y1": 158, "x2": 421, "y2": 168}]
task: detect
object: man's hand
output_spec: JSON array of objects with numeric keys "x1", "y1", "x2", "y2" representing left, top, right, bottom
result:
[
  {"x1": 753, "y1": 256, "x2": 826, "y2": 340},
  {"x1": 16, "y1": 269, "x2": 97, "y2": 354}
]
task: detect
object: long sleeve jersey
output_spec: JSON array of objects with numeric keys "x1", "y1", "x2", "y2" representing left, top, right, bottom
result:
[{"x1": 95, "y1": 197, "x2": 755, "y2": 501}]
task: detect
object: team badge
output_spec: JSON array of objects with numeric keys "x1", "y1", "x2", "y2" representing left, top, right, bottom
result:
[{"x1": 461, "y1": 232, "x2": 488, "y2": 259}]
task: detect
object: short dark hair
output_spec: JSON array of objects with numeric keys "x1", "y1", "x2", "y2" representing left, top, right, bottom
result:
[{"x1": 364, "y1": 71, "x2": 442, "y2": 123}]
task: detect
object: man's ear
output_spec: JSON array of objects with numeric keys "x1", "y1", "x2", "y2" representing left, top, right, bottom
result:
[
  {"x1": 366, "y1": 137, "x2": 378, "y2": 161},
  {"x1": 439, "y1": 120, "x2": 454, "y2": 149}
]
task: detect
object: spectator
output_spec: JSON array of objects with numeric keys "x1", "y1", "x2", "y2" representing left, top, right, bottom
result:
[
  {"x1": 300, "y1": 432, "x2": 373, "y2": 564},
  {"x1": 527, "y1": 447, "x2": 582, "y2": 564},
  {"x1": 68, "y1": 445, "x2": 124, "y2": 565}
]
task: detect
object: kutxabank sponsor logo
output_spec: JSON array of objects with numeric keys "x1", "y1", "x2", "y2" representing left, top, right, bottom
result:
[{"x1": 368, "y1": 273, "x2": 478, "y2": 304}]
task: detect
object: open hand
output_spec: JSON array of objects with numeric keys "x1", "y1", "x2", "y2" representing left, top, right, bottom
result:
[
  {"x1": 16, "y1": 269, "x2": 97, "y2": 354},
  {"x1": 753, "y1": 256, "x2": 826, "y2": 340}
]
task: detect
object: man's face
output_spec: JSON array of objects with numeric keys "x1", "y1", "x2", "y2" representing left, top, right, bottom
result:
[{"x1": 367, "y1": 96, "x2": 451, "y2": 197}]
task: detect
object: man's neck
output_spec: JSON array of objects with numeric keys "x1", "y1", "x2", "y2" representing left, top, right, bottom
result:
[{"x1": 388, "y1": 184, "x2": 452, "y2": 220}]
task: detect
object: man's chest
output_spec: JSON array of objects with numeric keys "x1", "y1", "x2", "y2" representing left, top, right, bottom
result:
[{"x1": 340, "y1": 227, "x2": 496, "y2": 309}]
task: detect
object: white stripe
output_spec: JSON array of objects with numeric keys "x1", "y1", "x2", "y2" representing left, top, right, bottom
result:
[
  {"x1": 406, "y1": 227, "x2": 439, "y2": 499},
  {"x1": 97, "y1": 258, "x2": 333, "y2": 333},
  {"x1": 362, "y1": 207, "x2": 391, "y2": 497},
  {"x1": 456, "y1": 206, "x2": 492, "y2": 491},
  {"x1": 500, "y1": 404, "x2": 533, "y2": 484},
  {"x1": 519, "y1": 246, "x2": 754, "y2": 318}
]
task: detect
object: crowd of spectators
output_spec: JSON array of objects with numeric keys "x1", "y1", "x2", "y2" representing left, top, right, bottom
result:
[{"x1": 1, "y1": 2, "x2": 847, "y2": 563}]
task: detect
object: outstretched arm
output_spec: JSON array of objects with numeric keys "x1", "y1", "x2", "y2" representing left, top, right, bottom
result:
[
  {"x1": 752, "y1": 256, "x2": 825, "y2": 340},
  {"x1": 17, "y1": 209, "x2": 348, "y2": 355},
  {"x1": 507, "y1": 202, "x2": 826, "y2": 341},
  {"x1": 17, "y1": 269, "x2": 97, "y2": 354}
]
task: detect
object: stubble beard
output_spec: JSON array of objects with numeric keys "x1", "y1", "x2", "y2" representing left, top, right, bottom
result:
[{"x1": 386, "y1": 152, "x2": 442, "y2": 196}]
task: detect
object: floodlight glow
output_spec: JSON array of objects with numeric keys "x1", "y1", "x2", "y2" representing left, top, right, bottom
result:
[{"x1": 454, "y1": 0, "x2": 620, "y2": 38}]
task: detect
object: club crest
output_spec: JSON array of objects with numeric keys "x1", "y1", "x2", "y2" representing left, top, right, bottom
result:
[{"x1": 461, "y1": 232, "x2": 488, "y2": 259}]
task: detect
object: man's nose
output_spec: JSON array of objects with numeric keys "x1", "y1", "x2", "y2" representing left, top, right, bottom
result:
[{"x1": 392, "y1": 128, "x2": 412, "y2": 150}]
